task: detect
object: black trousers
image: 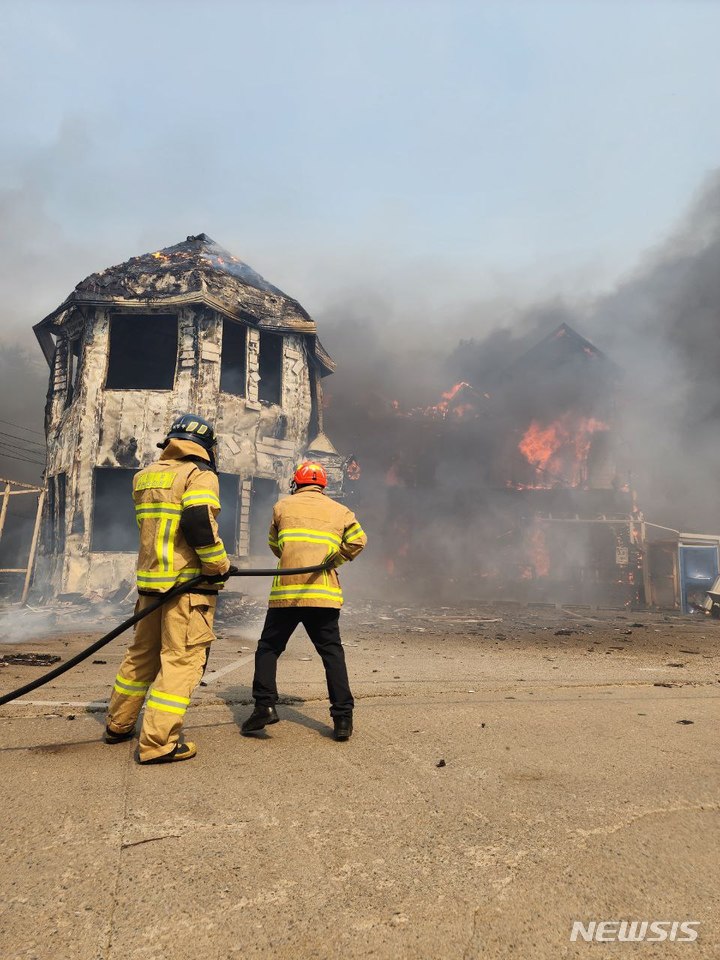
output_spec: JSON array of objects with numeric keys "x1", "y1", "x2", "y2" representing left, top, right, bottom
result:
[{"x1": 252, "y1": 607, "x2": 354, "y2": 718}]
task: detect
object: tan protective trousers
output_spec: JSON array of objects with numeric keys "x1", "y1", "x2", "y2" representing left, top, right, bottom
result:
[{"x1": 106, "y1": 592, "x2": 217, "y2": 761}]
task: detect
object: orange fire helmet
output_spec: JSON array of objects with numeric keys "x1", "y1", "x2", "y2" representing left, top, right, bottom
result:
[{"x1": 293, "y1": 461, "x2": 328, "y2": 488}]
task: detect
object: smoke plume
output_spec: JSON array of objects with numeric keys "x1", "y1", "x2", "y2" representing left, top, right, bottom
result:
[
  {"x1": 2, "y1": 165, "x2": 720, "y2": 599},
  {"x1": 319, "y1": 169, "x2": 720, "y2": 596},
  {"x1": 586, "y1": 170, "x2": 720, "y2": 531}
]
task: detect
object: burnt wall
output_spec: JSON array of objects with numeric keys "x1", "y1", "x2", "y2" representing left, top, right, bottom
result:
[{"x1": 37, "y1": 305, "x2": 320, "y2": 598}]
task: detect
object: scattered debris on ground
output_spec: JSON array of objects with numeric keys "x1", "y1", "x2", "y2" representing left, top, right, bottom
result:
[{"x1": 0, "y1": 652, "x2": 61, "y2": 667}]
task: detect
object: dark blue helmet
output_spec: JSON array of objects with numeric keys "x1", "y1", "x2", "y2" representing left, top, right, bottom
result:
[{"x1": 159, "y1": 413, "x2": 216, "y2": 451}]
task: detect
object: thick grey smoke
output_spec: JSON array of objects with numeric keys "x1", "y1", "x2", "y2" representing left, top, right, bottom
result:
[
  {"x1": 586, "y1": 170, "x2": 720, "y2": 531},
  {"x1": 0, "y1": 346, "x2": 47, "y2": 482},
  {"x1": 2, "y1": 167, "x2": 720, "y2": 597},
  {"x1": 317, "y1": 169, "x2": 720, "y2": 598}
]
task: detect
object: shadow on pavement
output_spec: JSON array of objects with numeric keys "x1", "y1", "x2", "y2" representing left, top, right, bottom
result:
[{"x1": 216, "y1": 682, "x2": 334, "y2": 739}]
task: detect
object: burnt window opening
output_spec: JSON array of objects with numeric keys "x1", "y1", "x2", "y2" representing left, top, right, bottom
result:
[
  {"x1": 45, "y1": 477, "x2": 56, "y2": 554},
  {"x1": 105, "y1": 314, "x2": 178, "y2": 390},
  {"x1": 217, "y1": 473, "x2": 240, "y2": 554},
  {"x1": 91, "y1": 468, "x2": 137, "y2": 553},
  {"x1": 258, "y1": 331, "x2": 283, "y2": 405},
  {"x1": 45, "y1": 473, "x2": 67, "y2": 555},
  {"x1": 56, "y1": 473, "x2": 67, "y2": 554},
  {"x1": 66, "y1": 339, "x2": 81, "y2": 407},
  {"x1": 250, "y1": 477, "x2": 279, "y2": 555},
  {"x1": 219, "y1": 321, "x2": 247, "y2": 397}
]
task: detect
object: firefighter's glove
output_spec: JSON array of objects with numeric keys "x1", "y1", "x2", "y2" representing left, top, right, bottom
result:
[{"x1": 205, "y1": 565, "x2": 240, "y2": 584}]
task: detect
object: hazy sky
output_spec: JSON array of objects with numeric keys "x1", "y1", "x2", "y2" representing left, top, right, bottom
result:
[{"x1": 1, "y1": 0, "x2": 720, "y2": 333}]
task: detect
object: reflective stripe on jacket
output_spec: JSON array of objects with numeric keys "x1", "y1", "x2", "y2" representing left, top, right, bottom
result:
[
  {"x1": 268, "y1": 486, "x2": 367, "y2": 608},
  {"x1": 134, "y1": 439, "x2": 230, "y2": 593}
]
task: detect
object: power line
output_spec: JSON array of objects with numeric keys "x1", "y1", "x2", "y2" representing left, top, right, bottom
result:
[
  {"x1": 0, "y1": 442, "x2": 45, "y2": 458},
  {"x1": 0, "y1": 425, "x2": 45, "y2": 444},
  {"x1": 0, "y1": 449, "x2": 45, "y2": 467},
  {"x1": 0, "y1": 431, "x2": 45, "y2": 453},
  {"x1": 0, "y1": 446, "x2": 45, "y2": 464},
  {"x1": 0, "y1": 438, "x2": 47, "y2": 458},
  {"x1": 0, "y1": 418, "x2": 45, "y2": 438}
]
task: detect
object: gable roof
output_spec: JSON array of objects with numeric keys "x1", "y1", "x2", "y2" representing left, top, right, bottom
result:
[{"x1": 504, "y1": 323, "x2": 621, "y2": 379}]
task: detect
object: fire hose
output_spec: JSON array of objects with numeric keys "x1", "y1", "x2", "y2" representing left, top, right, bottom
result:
[{"x1": 0, "y1": 564, "x2": 331, "y2": 708}]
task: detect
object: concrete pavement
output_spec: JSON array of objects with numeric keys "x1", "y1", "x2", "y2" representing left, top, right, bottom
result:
[{"x1": 0, "y1": 603, "x2": 718, "y2": 959}]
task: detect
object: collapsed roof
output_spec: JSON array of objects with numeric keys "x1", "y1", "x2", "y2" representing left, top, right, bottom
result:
[{"x1": 34, "y1": 233, "x2": 335, "y2": 374}]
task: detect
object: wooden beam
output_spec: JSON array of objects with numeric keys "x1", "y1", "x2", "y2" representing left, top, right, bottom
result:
[
  {"x1": 0, "y1": 481, "x2": 10, "y2": 542},
  {"x1": 21, "y1": 488, "x2": 46, "y2": 606},
  {"x1": 32, "y1": 323, "x2": 56, "y2": 367},
  {"x1": 0, "y1": 476, "x2": 43, "y2": 491}
]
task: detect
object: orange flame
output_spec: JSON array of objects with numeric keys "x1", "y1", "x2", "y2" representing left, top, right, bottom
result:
[
  {"x1": 430, "y1": 381, "x2": 474, "y2": 418},
  {"x1": 389, "y1": 381, "x2": 485, "y2": 420},
  {"x1": 518, "y1": 413, "x2": 608, "y2": 486}
]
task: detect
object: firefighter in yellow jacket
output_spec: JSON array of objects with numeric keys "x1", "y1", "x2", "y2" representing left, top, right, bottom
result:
[
  {"x1": 242, "y1": 461, "x2": 367, "y2": 741},
  {"x1": 105, "y1": 414, "x2": 236, "y2": 764}
]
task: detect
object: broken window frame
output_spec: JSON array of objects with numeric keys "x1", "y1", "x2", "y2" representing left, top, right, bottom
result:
[
  {"x1": 51, "y1": 338, "x2": 68, "y2": 400},
  {"x1": 258, "y1": 331, "x2": 284, "y2": 406},
  {"x1": 104, "y1": 312, "x2": 179, "y2": 392},
  {"x1": 66, "y1": 338, "x2": 82, "y2": 408},
  {"x1": 219, "y1": 320, "x2": 248, "y2": 398}
]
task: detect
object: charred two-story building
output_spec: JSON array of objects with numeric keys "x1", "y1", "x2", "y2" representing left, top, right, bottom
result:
[{"x1": 32, "y1": 234, "x2": 345, "y2": 598}]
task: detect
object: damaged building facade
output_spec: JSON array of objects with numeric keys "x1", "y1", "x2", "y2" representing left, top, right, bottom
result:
[{"x1": 33, "y1": 234, "x2": 345, "y2": 598}]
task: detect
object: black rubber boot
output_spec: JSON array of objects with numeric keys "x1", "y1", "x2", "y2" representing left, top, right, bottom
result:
[
  {"x1": 104, "y1": 726, "x2": 135, "y2": 744},
  {"x1": 139, "y1": 742, "x2": 197, "y2": 764},
  {"x1": 241, "y1": 705, "x2": 280, "y2": 734},
  {"x1": 333, "y1": 716, "x2": 353, "y2": 741}
]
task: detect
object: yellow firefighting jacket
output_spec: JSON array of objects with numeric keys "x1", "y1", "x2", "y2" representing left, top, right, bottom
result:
[
  {"x1": 268, "y1": 486, "x2": 367, "y2": 608},
  {"x1": 133, "y1": 438, "x2": 230, "y2": 594}
]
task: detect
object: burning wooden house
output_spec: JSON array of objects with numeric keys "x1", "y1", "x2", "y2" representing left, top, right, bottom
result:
[
  {"x1": 377, "y1": 323, "x2": 642, "y2": 605},
  {"x1": 484, "y1": 323, "x2": 640, "y2": 605},
  {"x1": 32, "y1": 233, "x2": 344, "y2": 598}
]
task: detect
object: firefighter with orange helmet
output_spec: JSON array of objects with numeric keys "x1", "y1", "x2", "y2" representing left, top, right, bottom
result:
[
  {"x1": 242, "y1": 460, "x2": 367, "y2": 740},
  {"x1": 105, "y1": 414, "x2": 237, "y2": 764}
]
